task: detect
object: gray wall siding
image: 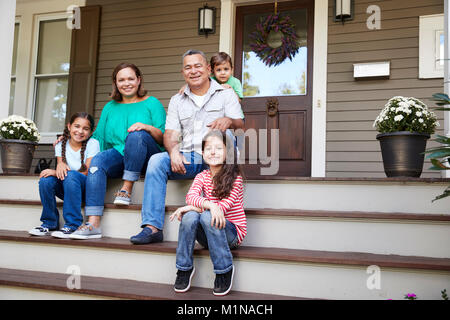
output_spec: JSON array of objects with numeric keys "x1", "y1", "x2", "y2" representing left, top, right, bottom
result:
[
  {"x1": 86, "y1": 0, "x2": 220, "y2": 121},
  {"x1": 327, "y1": 0, "x2": 444, "y2": 177}
]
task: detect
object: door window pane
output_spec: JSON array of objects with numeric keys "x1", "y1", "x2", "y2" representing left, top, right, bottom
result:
[
  {"x1": 37, "y1": 19, "x2": 71, "y2": 75},
  {"x1": 34, "y1": 77, "x2": 68, "y2": 132},
  {"x1": 242, "y1": 9, "x2": 307, "y2": 97}
]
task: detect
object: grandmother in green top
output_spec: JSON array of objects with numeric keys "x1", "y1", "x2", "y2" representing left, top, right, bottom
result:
[{"x1": 70, "y1": 62, "x2": 166, "y2": 239}]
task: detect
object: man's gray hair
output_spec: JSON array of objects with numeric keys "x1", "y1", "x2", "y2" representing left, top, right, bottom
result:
[{"x1": 182, "y1": 49, "x2": 208, "y2": 65}]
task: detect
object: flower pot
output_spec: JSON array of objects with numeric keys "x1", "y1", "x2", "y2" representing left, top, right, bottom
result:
[
  {"x1": 376, "y1": 131, "x2": 430, "y2": 178},
  {"x1": 0, "y1": 139, "x2": 38, "y2": 174}
]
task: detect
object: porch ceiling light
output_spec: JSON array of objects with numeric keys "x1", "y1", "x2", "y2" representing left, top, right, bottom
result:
[
  {"x1": 334, "y1": 0, "x2": 354, "y2": 24},
  {"x1": 198, "y1": 4, "x2": 216, "y2": 37}
]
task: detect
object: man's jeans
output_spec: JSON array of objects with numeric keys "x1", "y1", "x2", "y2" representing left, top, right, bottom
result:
[
  {"x1": 140, "y1": 151, "x2": 208, "y2": 229},
  {"x1": 175, "y1": 210, "x2": 238, "y2": 274},
  {"x1": 39, "y1": 170, "x2": 86, "y2": 231},
  {"x1": 85, "y1": 131, "x2": 162, "y2": 216}
]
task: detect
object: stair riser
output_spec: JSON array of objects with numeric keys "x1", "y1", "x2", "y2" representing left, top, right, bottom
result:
[
  {"x1": 3, "y1": 204, "x2": 450, "y2": 258},
  {"x1": 1, "y1": 241, "x2": 449, "y2": 300},
  {"x1": 3, "y1": 176, "x2": 450, "y2": 214}
]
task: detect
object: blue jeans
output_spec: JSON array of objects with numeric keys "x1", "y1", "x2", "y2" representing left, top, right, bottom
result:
[
  {"x1": 140, "y1": 151, "x2": 208, "y2": 229},
  {"x1": 39, "y1": 170, "x2": 86, "y2": 231},
  {"x1": 176, "y1": 210, "x2": 238, "y2": 274},
  {"x1": 85, "y1": 131, "x2": 162, "y2": 216}
]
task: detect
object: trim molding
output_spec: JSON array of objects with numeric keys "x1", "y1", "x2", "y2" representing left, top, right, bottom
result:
[{"x1": 219, "y1": 0, "x2": 328, "y2": 177}]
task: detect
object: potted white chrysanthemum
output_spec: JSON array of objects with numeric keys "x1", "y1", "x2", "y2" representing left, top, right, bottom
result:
[
  {"x1": 373, "y1": 96, "x2": 438, "y2": 177},
  {"x1": 0, "y1": 115, "x2": 40, "y2": 173}
]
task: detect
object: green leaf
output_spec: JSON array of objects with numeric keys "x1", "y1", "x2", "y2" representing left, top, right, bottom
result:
[
  {"x1": 432, "y1": 187, "x2": 450, "y2": 202},
  {"x1": 430, "y1": 158, "x2": 450, "y2": 169},
  {"x1": 432, "y1": 93, "x2": 450, "y2": 105},
  {"x1": 425, "y1": 150, "x2": 450, "y2": 159},
  {"x1": 433, "y1": 135, "x2": 450, "y2": 144}
]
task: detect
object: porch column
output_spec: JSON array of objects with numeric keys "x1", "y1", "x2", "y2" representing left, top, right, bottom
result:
[
  {"x1": 444, "y1": 0, "x2": 450, "y2": 178},
  {"x1": 0, "y1": 0, "x2": 16, "y2": 119}
]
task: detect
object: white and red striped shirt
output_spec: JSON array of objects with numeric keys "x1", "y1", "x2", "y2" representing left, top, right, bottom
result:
[{"x1": 185, "y1": 170, "x2": 247, "y2": 244}]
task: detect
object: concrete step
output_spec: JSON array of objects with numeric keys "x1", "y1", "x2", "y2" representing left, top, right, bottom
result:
[
  {"x1": 2, "y1": 174, "x2": 450, "y2": 214},
  {"x1": 2, "y1": 200, "x2": 450, "y2": 258},
  {"x1": 0, "y1": 267, "x2": 301, "y2": 300},
  {"x1": 1, "y1": 230, "x2": 449, "y2": 300}
]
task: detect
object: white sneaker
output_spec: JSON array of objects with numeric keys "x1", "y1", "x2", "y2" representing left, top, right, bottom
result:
[
  {"x1": 51, "y1": 227, "x2": 75, "y2": 239},
  {"x1": 28, "y1": 226, "x2": 51, "y2": 236}
]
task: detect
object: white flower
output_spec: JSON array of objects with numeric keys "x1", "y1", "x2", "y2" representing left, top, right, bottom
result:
[
  {"x1": 1, "y1": 126, "x2": 6, "y2": 131},
  {"x1": 418, "y1": 118, "x2": 424, "y2": 123},
  {"x1": 416, "y1": 111, "x2": 422, "y2": 117},
  {"x1": 9, "y1": 130, "x2": 14, "y2": 134},
  {"x1": 394, "y1": 115, "x2": 404, "y2": 121}
]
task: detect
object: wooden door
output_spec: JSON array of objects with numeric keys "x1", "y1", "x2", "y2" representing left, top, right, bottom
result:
[{"x1": 234, "y1": 0, "x2": 313, "y2": 178}]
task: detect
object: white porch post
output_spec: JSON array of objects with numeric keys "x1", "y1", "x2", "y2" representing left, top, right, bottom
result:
[
  {"x1": 0, "y1": 0, "x2": 16, "y2": 120},
  {"x1": 444, "y1": 0, "x2": 450, "y2": 178}
]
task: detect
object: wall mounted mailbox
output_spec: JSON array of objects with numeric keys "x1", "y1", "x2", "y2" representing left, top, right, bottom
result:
[{"x1": 353, "y1": 61, "x2": 390, "y2": 79}]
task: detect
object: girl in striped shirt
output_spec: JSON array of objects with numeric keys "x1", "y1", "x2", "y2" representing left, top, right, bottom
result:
[{"x1": 169, "y1": 130, "x2": 246, "y2": 296}]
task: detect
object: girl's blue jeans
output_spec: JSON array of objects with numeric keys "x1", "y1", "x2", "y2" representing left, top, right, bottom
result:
[
  {"x1": 175, "y1": 210, "x2": 238, "y2": 274},
  {"x1": 85, "y1": 131, "x2": 162, "y2": 216},
  {"x1": 39, "y1": 170, "x2": 86, "y2": 231}
]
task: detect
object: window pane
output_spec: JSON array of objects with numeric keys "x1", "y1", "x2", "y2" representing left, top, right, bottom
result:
[
  {"x1": 34, "y1": 77, "x2": 68, "y2": 132},
  {"x1": 11, "y1": 23, "x2": 19, "y2": 76},
  {"x1": 37, "y1": 19, "x2": 71, "y2": 75},
  {"x1": 9, "y1": 79, "x2": 15, "y2": 115},
  {"x1": 242, "y1": 9, "x2": 308, "y2": 97}
]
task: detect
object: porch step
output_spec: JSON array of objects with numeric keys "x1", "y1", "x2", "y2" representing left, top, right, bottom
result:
[
  {"x1": 1, "y1": 230, "x2": 449, "y2": 300},
  {"x1": 2, "y1": 200, "x2": 450, "y2": 258},
  {"x1": 0, "y1": 267, "x2": 300, "y2": 300},
  {"x1": 2, "y1": 174, "x2": 450, "y2": 214}
]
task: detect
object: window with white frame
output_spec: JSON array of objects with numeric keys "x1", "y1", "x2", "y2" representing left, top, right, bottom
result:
[
  {"x1": 419, "y1": 13, "x2": 444, "y2": 79},
  {"x1": 9, "y1": 22, "x2": 19, "y2": 115},
  {"x1": 31, "y1": 14, "x2": 72, "y2": 136}
]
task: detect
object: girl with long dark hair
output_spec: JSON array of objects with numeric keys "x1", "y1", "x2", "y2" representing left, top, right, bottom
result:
[
  {"x1": 29, "y1": 112, "x2": 99, "y2": 238},
  {"x1": 169, "y1": 130, "x2": 246, "y2": 296}
]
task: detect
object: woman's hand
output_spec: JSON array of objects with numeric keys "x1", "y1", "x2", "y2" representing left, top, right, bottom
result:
[
  {"x1": 56, "y1": 162, "x2": 70, "y2": 180},
  {"x1": 39, "y1": 169, "x2": 56, "y2": 178},
  {"x1": 169, "y1": 205, "x2": 202, "y2": 222},
  {"x1": 128, "y1": 122, "x2": 150, "y2": 132}
]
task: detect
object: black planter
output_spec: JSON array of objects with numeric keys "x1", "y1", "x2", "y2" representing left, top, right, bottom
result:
[{"x1": 376, "y1": 131, "x2": 430, "y2": 178}]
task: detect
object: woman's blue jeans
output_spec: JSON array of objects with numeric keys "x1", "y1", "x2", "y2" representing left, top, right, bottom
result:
[
  {"x1": 85, "y1": 131, "x2": 162, "y2": 216},
  {"x1": 175, "y1": 210, "x2": 238, "y2": 274},
  {"x1": 39, "y1": 170, "x2": 86, "y2": 231}
]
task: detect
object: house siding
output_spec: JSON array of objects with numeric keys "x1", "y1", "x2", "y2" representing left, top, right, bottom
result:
[
  {"x1": 326, "y1": 0, "x2": 445, "y2": 177},
  {"x1": 85, "y1": 0, "x2": 220, "y2": 121}
]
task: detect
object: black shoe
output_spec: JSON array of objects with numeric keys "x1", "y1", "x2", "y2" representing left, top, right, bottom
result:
[
  {"x1": 130, "y1": 227, "x2": 163, "y2": 244},
  {"x1": 213, "y1": 266, "x2": 234, "y2": 296},
  {"x1": 174, "y1": 267, "x2": 195, "y2": 293}
]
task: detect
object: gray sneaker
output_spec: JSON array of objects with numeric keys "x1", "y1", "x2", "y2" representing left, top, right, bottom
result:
[{"x1": 69, "y1": 223, "x2": 102, "y2": 240}]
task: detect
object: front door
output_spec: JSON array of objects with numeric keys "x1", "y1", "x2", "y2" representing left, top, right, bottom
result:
[{"x1": 234, "y1": 0, "x2": 313, "y2": 178}]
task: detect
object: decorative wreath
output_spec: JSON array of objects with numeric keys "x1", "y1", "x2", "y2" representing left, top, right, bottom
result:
[{"x1": 249, "y1": 13, "x2": 300, "y2": 67}]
